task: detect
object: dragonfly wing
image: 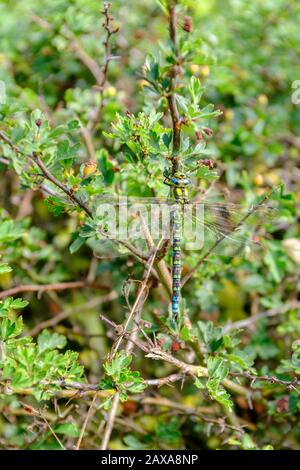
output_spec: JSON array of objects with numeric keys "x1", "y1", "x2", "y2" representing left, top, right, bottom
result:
[{"x1": 181, "y1": 198, "x2": 277, "y2": 258}]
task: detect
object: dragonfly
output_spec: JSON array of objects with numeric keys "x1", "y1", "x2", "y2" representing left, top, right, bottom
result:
[{"x1": 91, "y1": 174, "x2": 277, "y2": 319}]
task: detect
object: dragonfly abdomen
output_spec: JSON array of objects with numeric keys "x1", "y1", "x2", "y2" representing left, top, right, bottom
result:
[{"x1": 172, "y1": 209, "x2": 182, "y2": 318}]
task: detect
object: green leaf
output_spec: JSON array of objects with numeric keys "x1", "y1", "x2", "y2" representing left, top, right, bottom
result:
[
  {"x1": 69, "y1": 235, "x2": 86, "y2": 254},
  {"x1": 10, "y1": 298, "x2": 29, "y2": 309},
  {"x1": 207, "y1": 377, "x2": 233, "y2": 411},
  {"x1": 45, "y1": 196, "x2": 65, "y2": 216},
  {"x1": 0, "y1": 316, "x2": 23, "y2": 340},
  {"x1": 55, "y1": 423, "x2": 80, "y2": 437},
  {"x1": 207, "y1": 356, "x2": 229, "y2": 381},
  {"x1": 37, "y1": 329, "x2": 67, "y2": 353},
  {"x1": 0, "y1": 263, "x2": 12, "y2": 274}
]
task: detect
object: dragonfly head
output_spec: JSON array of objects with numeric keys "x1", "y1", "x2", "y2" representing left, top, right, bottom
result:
[{"x1": 172, "y1": 172, "x2": 191, "y2": 187}]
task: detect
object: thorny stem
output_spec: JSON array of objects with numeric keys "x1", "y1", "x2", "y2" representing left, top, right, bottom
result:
[
  {"x1": 0, "y1": 280, "x2": 110, "y2": 300},
  {"x1": 31, "y1": 151, "x2": 93, "y2": 217},
  {"x1": 100, "y1": 241, "x2": 162, "y2": 450},
  {"x1": 167, "y1": 2, "x2": 181, "y2": 173},
  {"x1": 0, "y1": 130, "x2": 92, "y2": 217},
  {"x1": 88, "y1": 2, "x2": 118, "y2": 133},
  {"x1": 223, "y1": 301, "x2": 300, "y2": 334},
  {"x1": 0, "y1": 130, "x2": 148, "y2": 263}
]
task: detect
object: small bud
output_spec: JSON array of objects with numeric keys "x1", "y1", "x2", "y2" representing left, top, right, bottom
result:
[
  {"x1": 253, "y1": 174, "x2": 264, "y2": 186},
  {"x1": 168, "y1": 65, "x2": 182, "y2": 79},
  {"x1": 83, "y1": 161, "x2": 97, "y2": 178},
  {"x1": 258, "y1": 94, "x2": 268, "y2": 106},
  {"x1": 35, "y1": 118, "x2": 42, "y2": 127},
  {"x1": 158, "y1": 337, "x2": 166, "y2": 348},
  {"x1": 183, "y1": 16, "x2": 192, "y2": 33},
  {"x1": 171, "y1": 338, "x2": 180, "y2": 353},
  {"x1": 122, "y1": 401, "x2": 137, "y2": 416},
  {"x1": 195, "y1": 130, "x2": 203, "y2": 141},
  {"x1": 125, "y1": 110, "x2": 132, "y2": 118},
  {"x1": 202, "y1": 127, "x2": 213, "y2": 137},
  {"x1": 199, "y1": 159, "x2": 214, "y2": 170},
  {"x1": 275, "y1": 396, "x2": 289, "y2": 413},
  {"x1": 190, "y1": 64, "x2": 200, "y2": 75}
]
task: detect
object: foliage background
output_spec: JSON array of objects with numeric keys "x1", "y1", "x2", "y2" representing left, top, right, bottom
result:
[{"x1": 0, "y1": 0, "x2": 299, "y2": 450}]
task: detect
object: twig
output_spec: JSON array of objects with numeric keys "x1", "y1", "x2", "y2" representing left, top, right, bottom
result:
[
  {"x1": 88, "y1": 2, "x2": 119, "y2": 132},
  {"x1": 144, "y1": 372, "x2": 184, "y2": 387},
  {"x1": 230, "y1": 371, "x2": 300, "y2": 389},
  {"x1": 76, "y1": 394, "x2": 97, "y2": 450},
  {"x1": 0, "y1": 131, "x2": 92, "y2": 217},
  {"x1": 31, "y1": 14, "x2": 104, "y2": 86},
  {"x1": 99, "y1": 313, "x2": 150, "y2": 353},
  {"x1": 138, "y1": 210, "x2": 172, "y2": 297},
  {"x1": 100, "y1": 241, "x2": 162, "y2": 450},
  {"x1": 68, "y1": 35, "x2": 104, "y2": 85},
  {"x1": 146, "y1": 347, "x2": 249, "y2": 396},
  {"x1": 31, "y1": 151, "x2": 93, "y2": 217},
  {"x1": 223, "y1": 301, "x2": 300, "y2": 334},
  {"x1": 79, "y1": 124, "x2": 96, "y2": 161},
  {"x1": 141, "y1": 396, "x2": 245, "y2": 432},
  {"x1": 27, "y1": 293, "x2": 118, "y2": 337},
  {"x1": 167, "y1": 2, "x2": 181, "y2": 172},
  {"x1": 0, "y1": 130, "x2": 152, "y2": 265},
  {"x1": 0, "y1": 280, "x2": 110, "y2": 300},
  {"x1": 100, "y1": 392, "x2": 120, "y2": 450},
  {"x1": 110, "y1": 240, "x2": 163, "y2": 357},
  {"x1": 38, "y1": 410, "x2": 66, "y2": 450}
]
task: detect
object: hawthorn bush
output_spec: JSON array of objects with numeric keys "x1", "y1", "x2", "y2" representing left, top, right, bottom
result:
[{"x1": 0, "y1": 0, "x2": 299, "y2": 450}]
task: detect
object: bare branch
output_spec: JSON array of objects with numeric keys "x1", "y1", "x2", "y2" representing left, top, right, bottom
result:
[
  {"x1": 167, "y1": 2, "x2": 181, "y2": 172},
  {"x1": 223, "y1": 301, "x2": 300, "y2": 334},
  {"x1": 88, "y1": 2, "x2": 119, "y2": 133},
  {"x1": 0, "y1": 280, "x2": 111, "y2": 300}
]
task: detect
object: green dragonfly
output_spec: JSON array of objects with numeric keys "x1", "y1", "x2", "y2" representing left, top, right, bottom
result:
[{"x1": 91, "y1": 176, "x2": 277, "y2": 319}]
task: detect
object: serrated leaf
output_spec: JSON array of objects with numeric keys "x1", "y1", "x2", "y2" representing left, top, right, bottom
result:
[
  {"x1": 38, "y1": 329, "x2": 67, "y2": 353},
  {"x1": 10, "y1": 298, "x2": 29, "y2": 309},
  {"x1": 0, "y1": 263, "x2": 12, "y2": 274}
]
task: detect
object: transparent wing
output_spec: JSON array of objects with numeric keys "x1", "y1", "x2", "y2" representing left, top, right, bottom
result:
[
  {"x1": 91, "y1": 191, "x2": 278, "y2": 259},
  {"x1": 181, "y1": 198, "x2": 277, "y2": 258}
]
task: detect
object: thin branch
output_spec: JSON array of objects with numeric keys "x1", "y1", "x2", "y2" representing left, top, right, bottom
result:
[
  {"x1": 146, "y1": 347, "x2": 249, "y2": 396},
  {"x1": 67, "y1": 34, "x2": 104, "y2": 85},
  {"x1": 27, "y1": 293, "x2": 118, "y2": 337},
  {"x1": 230, "y1": 371, "x2": 300, "y2": 390},
  {"x1": 100, "y1": 241, "x2": 162, "y2": 450},
  {"x1": 100, "y1": 392, "x2": 120, "y2": 450},
  {"x1": 38, "y1": 410, "x2": 66, "y2": 450},
  {"x1": 1, "y1": 130, "x2": 152, "y2": 265},
  {"x1": 110, "y1": 241, "x2": 163, "y2": 358},
  {"x1": 88, "y1": 2, "x2": 119, "y2": 132},
  {"x1": 0, "y1": 280, "x2": 110, "y2": 300},
  {"x1": 167, "y1": 2, "x2": 181, "y2": 171},
  {"x1": 31, "y1": 152, "x2": 93, "y2": 217},
  {"x1": 223, "y1": 301, "x2": 300, "y2": 334},
  {"x1": 141, "y1": 396, "x2": 245, "y2": 432},
  {"x1": 0, "y1": 131, "x2": 92, "y2": 217},
  {"x1": 145, "y1": 372, "x2": 184, "y2": 387},
  {"x1": 79, "y1": 124, "x2": 96, "y2": 161},
  {"x1": 75, "y1": 394, "x2": 97, "y2": 450}
]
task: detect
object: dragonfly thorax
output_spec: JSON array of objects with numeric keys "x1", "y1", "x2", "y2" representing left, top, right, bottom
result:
[{"x1": 164, "y1": 172, "x2": 191, "y2": 203}]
